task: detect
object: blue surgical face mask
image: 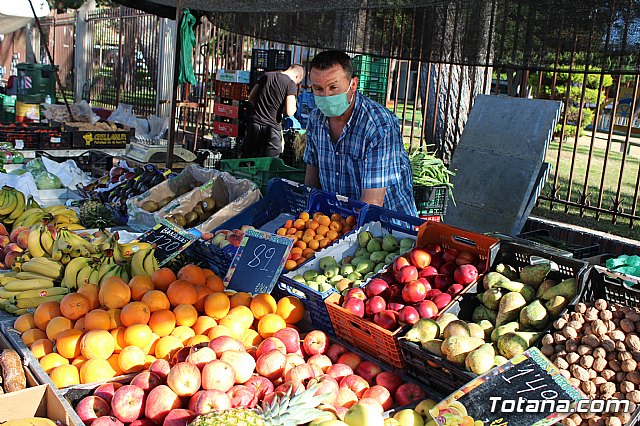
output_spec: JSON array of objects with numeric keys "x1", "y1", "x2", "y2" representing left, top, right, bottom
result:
[{"x1": 315, "y1": 84, "x2": 354, "y2": 117}]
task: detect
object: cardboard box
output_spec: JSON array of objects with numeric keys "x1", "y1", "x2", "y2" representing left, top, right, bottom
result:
[{"x1": 0, "y1": 384, "x2": 80, "y2": 425}]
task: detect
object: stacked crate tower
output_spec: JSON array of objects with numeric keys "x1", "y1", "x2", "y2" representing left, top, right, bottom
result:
[{"x1": 353, "y1": 55, "x2": 390, "y2": 106}]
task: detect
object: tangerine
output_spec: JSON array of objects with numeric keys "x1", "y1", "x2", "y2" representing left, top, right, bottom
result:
[
  {"x1": 166, "y1": 280, "x2": 198, "y2": 306},
  {"x1": 21, "y1": 328, "x2": 46, "y2": 346},
  {"x1": 188, "y1": 335, "x2": 210, "y2": 346},
  {"x1": 257, "y1": 313, "x2": 287, "y2": 339},
  {"x1": 229, "y1": 292, "x2": 252, "y2": 308},
  {"x1": 194, "y1": 286, "x2": 213, "y2": 313},
  {"x1": 30, "y1": 338, "x2": 53, "y2": 359},
  {"x1": 84, "y1": 309, "x2": 110, "y2": 331},
  {"x1": 40, "y1": 352, "x2": 69, "y2": 374},
  {"x1": 50, "y1": 364, "x2": 80, "y2": 388},
  {"x1": 250, "y1": 294, "x2": 277, "y2": 319},
  {"x1": 110, "y1": 327, "x2": 127, "y2": 353},
  {"x1": 276, "y1": 296, "x2": 305, "y2": 324},
  {"x1": 205, "y1": 274, "x2": 225, "y2": 292},
  {"x1": 107, "y1": 309, "x2": 122, "y2": 329},
  {"x1": 13, "y1": 313, "x2": 36, "y2": 333},
  {"x1": 79, "y1": 359, "x2": 116, "y2": 384},
  {"x1": 98, "y1": 278, "x2": 131, "y2": 309},
  {"x1": 173, "y1": 304, "x2": 198, "y2": 327},
  {"x1": 192, "y1": 316, "x2": 217, "y2": 336},
  {"x1": 227, "y1": 305, "x2": 254, "y2": 329},
  {"x1": 80, "y1": 329, "x2": 115, "y2": 360},
  {"x1": 241, "y1": 329, "x2": 262, "y2": 349},
  {"x1": 203, "y1": 292, "x2": 230, "y2": 320},
  {"x1": 45, "y1": 316, "x2": 74, "y2": 341},
  {"x1": 177, "y1": 264, "x2": 206, "y2": 286},
  {"x1": 154, "y1": 336, "x2": 183, "y2": 361},
  {"x1": 124, "y1": 324, "x2": 153, "y2": 348},
  {"x1": 73, "y1": 317, "x2": 86, "y2": 331},
  {"x1": 142, "y1": 333, "x2": 161, "y2": 356},
  {"x1": 77, "y1": 284, "x2": 100, "y2": 310},
  {"x1": 170, "y1": 326, "x2": 196, "y2": 345},
  {"x1": 207, "y1": 325, "x2": 232, "y2": 340},
  {"x1": 118, "y1": 345, "x2": 146, "y2": 373}
]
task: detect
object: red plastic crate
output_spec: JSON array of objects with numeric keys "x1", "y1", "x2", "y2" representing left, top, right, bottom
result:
[
  {"x1": 213, "y1": 121, "x2": 243, "y2": 138},
  {"x1": 214, "y1": 102, "x2": 241, "y2": 119},
  {"x1": 215, "y1": 81, "x2": 249, "y2": 101}
]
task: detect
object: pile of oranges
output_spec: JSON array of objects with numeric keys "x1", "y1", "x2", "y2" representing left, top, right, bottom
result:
[
  {"x1": 276, "y1": 211, "x2": 356, "y2": 271},
  {"x1": 13, "y1": 264, "x2": 305, "y2": 389}
]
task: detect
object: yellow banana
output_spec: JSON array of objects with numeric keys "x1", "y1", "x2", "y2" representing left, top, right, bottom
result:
[
  {"x1": 120, "y1": 241, "x2": 154, "y2": 257},
  {"x1": 0, "y1": 288, "x2": 21, "y2": 298},
  {"x1": 1, "y1": 301, "x2": 21, "y2": 313},
  {"x1": 21, "y1": 258, "x2": 64, "y2": 280},
  {"x1": 62, "y1": 257, "x2": 91, "y2": 289},
  {"x1": 61, "y1": 254, "x2": 71, "y2": 265},
  {"x1": 99, "y1": 263, "x2": 120, "y2": 286},
  {"x1": 8, "y1": 190, "x2": 25, "y2": 221},
  {"x1": 44, "y1": 205, "x2": 68, "y2": 215},
  {"x1": 89, "y1": 267, "x2": 100, "y2": 285},
  {"x1": 65, "y1": 223, "x2": 86, "y2": 231},
  {"x1": 16, "y1": 294, "x2": 65, "y2": 309},
  {"x1": 40, "y1": 227, "x2": 54, "y2": 256},
  {"x1": 27, "y1": 226, "x2": 46, "y2": 257},
  {"x1": 0, "y1": 190, "x2": 17, "y2": 216},
  {"x1": 4, "y1": 278, "x2": 54, "y2": 291},
  {"x1": 143, "y1": 249, "x2": 159, "y2": 275},
  {"x1": 13, "y1": 208, "x2": 43, "y2": 229},
  {"x1": 15, "y1": 287, "x2": 69, "y2": 300},
  {"x1": 23, "y1": 212, "x2": 46, "y2": 228},
  {"x1": 1, "y1": 418, "x2": 57, "y2": 426},
  {"x1": 0, "y1": 276, "x2": 18, "y2": 286},
  {"x1": 131, "y1": 247, "x2": 152, "y2": 277}
]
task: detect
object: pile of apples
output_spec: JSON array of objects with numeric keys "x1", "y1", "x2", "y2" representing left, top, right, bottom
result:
[
  {"x1": 200, "y1": 225, "x2": 253, "y2": 249},
  {"x1": 74, "y1": 329, "x2": 428, "y2": 425},
  {"x1": 338, "y1": 245, "x2": 483, "y2": 331}
]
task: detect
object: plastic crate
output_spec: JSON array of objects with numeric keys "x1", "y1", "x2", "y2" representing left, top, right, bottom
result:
[
  {"x1": 359, "y1": 79, "x2": 388, "y2": 92},
  {"x1": 517, "y1": 229, "x2": 600, "y2": 259},
  {"x1": 215, "y1": 81, "x2": 250, "y2": 100},
  {"x1": 250, "y1": 69, "x2": 267, "y2": 86},
  {"x1": 1, "y1": 130, "x2": 40, "y2": 149},
  {"x1": 275, "y1": 205, "x2": 424, "y2": 337},
  {"x1": 353, "y1": 55, "x2": 390, "y2": 75},
  {"x1": 399, "y1": 240, "x2": 589, "y2": 395},
  {"x1": 585, "y1": 265, "x2": 640, "y2": 308},
  {"x1": 213, "y1": 121, "x2": 244, "y2": 138},
  {"x1": 219, "y1": 157, "x2": 306, "y2": 195},
  {"x1": 413, "y1": 185, "x2": 448, "y2": 219},
  {"x1": 252, "y1": 49, "x2": 270, "y2": 69},
  {"x1": 326, "y1": 222, "x2": 499, "y2": 369},
  {"x1": 268, "y1": 49, "x2": 292, "y2": 71}
]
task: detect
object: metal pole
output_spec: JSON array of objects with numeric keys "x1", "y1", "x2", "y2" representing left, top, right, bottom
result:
[
  {"x1": 27, "y1": 0, "x2": 74, "y2": 121},
  {"x1": 166, "y1": 0, "x2": 186, "y2": 169}
]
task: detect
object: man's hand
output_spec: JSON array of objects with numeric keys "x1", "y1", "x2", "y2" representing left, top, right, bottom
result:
[
  {"x1": 285, "y1": 94, "x2": 297, "y2": 117},
  {"x1": 305, "y1": 165, "x2": 320, "y2": 189},
  {"x1": 360, "y1": 188, "x2": 386, "y2": 206}
]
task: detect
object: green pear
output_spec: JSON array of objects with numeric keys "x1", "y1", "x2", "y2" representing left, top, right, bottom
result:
[
  {"x1": 497, "y1": 331, "x2": 544, "y2": 358},
  {"x1": 319, "y1": 282, "x2": 334, "y2": 293},
  {"x1": 495, "y1": 263, "x2": 518, "y2": 280},
  {"x1": 324, "y1": 266, "x2": 340, "y2": 279},
  {"x1": 519, "y1": 262, "x2": 551, "y2": 288},
  {"x1": 519, "y1": 284, "x2": 536, "y2": 303},
  {"x1": 545, "y1": 296, "x2": 568, "y2": 317},
  {"x1": 369, "y1": 251, "x2": 389, "y2": 264},
  {"x1": 315, "y1": 275, "x2": 328, "y2": 284},
  {"x1": 374, "y1": 263, "x2": 386, "y2": 273},
  {"x1": 436, "y1": 313, "x2": 459, "y2": 338},
  {"x1": 292, "y1": 275, "x2": 306, "y2": 283},
  {"x1": 366, "y1": 238, "x2": 383, "y2": 253},
  {"x1": 540, "y1": 278, "x2": 578, "y2": 301},
  {"x1": 303, "y1": 270, "x2": 319, "y2": 281},
  {"x1": 402, "y1": 318, "x2": 440, "y2": 343},
  {"x1": 355, "y1": 247, "x2": 369, "y2": 258},
  {"x1": 358, "y1": 231, "x2": 373, "y2": 248},
  {"x1": 421, "y1": 339, "x2": 444, "y2": 357},
  {"x1": 481, "y1": 288, "x2": 503, "y2": 310},
  {"x1": 465, "y1": 343, "x2": 495, "y2": 374},
  {"x1": 382, "y1": 235, "x2": 400, "y2": 252},
  {"x1": 347, "y1": 272, "x2": 362, "y2": 281},
  {"x1": 495, "y1": 292, "x2": 527, "y2": 327},
  {"x1": 490, "y1": 321, "x2": 520, "y2": 342},
  {"x1": 306, "y1": 281, "x2": 319, "y2": 291},
  {"x1": 519, "y1": 300, "x2": 549, "y2": 330},
  {"x1": 478, "y1": 320, "x2": 494, "y2": 340},
  {"x1": 385, "y1": 253, "x2": 398, "y2": 264},
  {"x1": 329, "y1": 274, "x2": 344, "y2": 283},
  {"x1": 355, "y1": 259, "x2": 375, "y2": 275},
  {"x1": 536, "y1": 279, "x2": 557, "y2": 298},
  {"x1": 494, "y1": 355, "x2": 509, "y2": 366},
  {"x1": 319, "y1": 256, "x2": 339, "y2": 272},
  {"x1": 340, "y1": 264, "x2": 355, "y2": 276},
  {"x1": 400, "y1": 238, "x2": 415, "y2": 250},
  {"x1": 483, "y1": 272, "x2": 512, "y2": 290},
  {"x1": 472, "y1": 305, "x2": 497, "y2": 324},
  {"x1": 441, "y1": 336, "x2": 485, "y2": 365}
]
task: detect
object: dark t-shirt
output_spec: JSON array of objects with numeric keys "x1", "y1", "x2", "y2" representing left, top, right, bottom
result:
[{"x1": 250, "y1": 72, "x2": 297, "y2": 130}]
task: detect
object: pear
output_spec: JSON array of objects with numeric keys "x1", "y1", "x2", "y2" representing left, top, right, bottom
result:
[
  {"x1": 478, "y1": 320, "x2": 494, "y2": 340},
  {"x1": 519, "y1": 284, "x2": 536, "y2": 303},
  {"x1": 303, "y1": 270, "x2": 319, "y2": 281},
  {"x1": 441, "y1": 336, "x2": 485, "y2": 365},
  {"x1": 366, "y1": 238, "x2": 383, "y2": 253},
  {"x1": 355, "y1": 247, "x2": 369, "y2": 258},
  {"x1": 536, "y1": 279, "x2": 557, "y2": 298},
  {"x1": 319, "y1": 282, "x2": 334, "y2": 293},
  {"x1": 306, "y1": 281, "x2": 319, "y2": 291},
  {"x1": 421, "y1": 339, "x2": 444, "y2": 357},
  {"x1": 403, "y1": 318, "x2": 440, "y2": 343},
  {"x1": 369, "y1": 251, "x2": 389, "y2": 264},
  {"x1": 347, "y1": 272, "x2": 362, "y2": 282},
  {"x1": 481, "y1": 288, "x2": 503, "y2": 310},
  {"x1": 468, "y1": 322, "x2": 486, "y2": 340},
  {"x1": 315, "y1": 275, "x2": 328, "y2": 284},
  {"x1": 545, "y1": 296, "x2": 568, "y2": 317},
  {"x1": 374, "y1": 263, "x2": 386, "y2": 273},
  {"x1": 495, "y1": 263, "x2": 518, "y2": 280},
  {"x1": 519, "y1": 300, "x2": 549, "y2": 330},
  {"x1": 324, "y1": 266, "x2": 340, "y2": 279},
  {"x1": 483, "y1": 272, "x2": 511, "y2": 290},
  {"x1": 497, "y1": 331, "x2": 544, "y2": 358},
  {"x1": 351, "y1": 257, "x2": 363, "y2": 268},
  {"x1": 358, "y1": 231, "x2": 373, "y2": 248},
  {"x1": 490, "y1": 321, "x2": 520, "y2": 342},
  {"x1": 400, "y1": 238, "x2": 415, "y2": 250},
  {"x1": 292, "y1": 275, "x2": 306, "y2": 284},
  {"x1": 329, "y1": 274, "x2": 344, "y2": 284},
  {"x1": 465, "y1": 343, "x2": 495, "y2": 374},
  {"x1": 443, "y1": 320, "x2": 471, "y2": 339},
  {"x1": 345, "y1": 402, "x2": 384, "y2": 426},
  {"x1": 319, "y1": 256, "x2": 339, "y2": 272},
  {"x1": 341, "y1": 256, "x2": 354, "y2": 265},
  {"x1": 354, "y1": 259, "x2": 375, "y2": 275},
  {"x1": 495, "y1": 292, "x2": 527, "y2": 327},
  {"x1": 382, "y1": 235, "x2": 400, "y2": 252},
  {"x1": 436, "y1": 313, "x2": 459, "y2": 338},
  {"x1": 472, "y1": 305, "x2": 498, "y2": 324},
  {"x1": 385, "y1": 253, "x2": 398, "y2": 264},
  {"x1": 519, "y1": 262, "x2": 551, "y2": 288},
  {"x1": 494, "y1": 355, "x2": 509, "y2": 366},
  {"x1": 540, "y1": 278, "x2": 578, "y2": 301},
  {"x1": 340, "y1": 264, "x2": 355, "y2": 276}
]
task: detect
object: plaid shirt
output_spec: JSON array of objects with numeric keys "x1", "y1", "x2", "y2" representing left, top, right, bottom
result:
[{"x1": 303, "y1": 91, "x2": 418, "y2": 217}]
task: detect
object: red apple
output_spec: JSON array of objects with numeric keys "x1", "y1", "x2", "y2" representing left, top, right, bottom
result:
[
  {"x1": 433, "y1": 292, "x2": 453, "y2": 309},
  {"x1": 395, "y1": 383, "x2": 427, "y2": 406},
  {"x1": 364, "y1": 296, "x2": 386, "y2": 317},
  {"x1": 130, "y1": 371, "x2": 162, "y2": 393},
  {"x1": 453, "y1": 264, "x2": 479, "y2": 285},
  {"x1": 307, "y1": 354, "x2": 333, "y2": 373},
  {"x1": 364, "y1": 279, "x2": 389, "y2": 298},
  {"x1": 256, "y1": 349, "x2": 287, "y2": 380},
  {"x1": 402, "y1": 280, "x2": 427, "y2": 303},
  {"x1": 227, "y1": 385, "x2": 258, "y2": 409},
  {"x1": 423, "y1": 243, "x2": 442, "y2": 256},
  {"x1": 355, "y1": 361, "x2": 382, "y2": 385},
  {"x1": 9, "y1": 226, "x2": 27, "y2": 243},
  {"x1": 130, "y1": 420, "x2": 155, "y2": 426},
  {"x1": 425, "y1": 289, "x2": 442, "y2": 299},
  {"x1": 476, "y1": 259, "x2": 487, "y2": 274},
  {"x1": 375, "y1": 371, "x2": 404, "y2": 395},
  {"x1": 201, "y1": 360, "x2": 236, "y2": 392},
  {"x1": 339, "y1": 374, "x2": 370, "y2": 398},
  {"x1": 419, "y1": 266, "x2": 438, "y2": 280},
  {"x1": 188, "y1": 390, "x2": 205, "y2": 412},
  {"x1": 208, "y1": 336, "x2": 245, "y2": 358},
  {"x1": 373, "y1": 310, "x2": 397, "y2": 331},
  {"x1": 245, "y1": 376, "x2": 274, "y2": 401},
  {"x1": 275, "y1": 381, "x2": 305, "y2": 395},
  {"x1": 456, "y1": 251, "x2": 476, "y2": 266},
  {"x1": 362, "y1": 385, "x2": 393, "y2": 411},
  {"x1": 442, "y1": 248, "x2": 459, "y2": 263},
  {"x1": 186, "y1": 346, "x2": 216, "y2": 371},
  {"x1": 343, "y1": 297, "x2": 365, "y2": 318},
  {"x1": 409, "y1": 249, "x2": 431, "y2": 269},
  {"x1": 387, "y1": 302, "x2": 405, "y2": 312},
  {"x1": 256, "y1": 337, "x2": 287, "y2": 358},
  {"x1": 144, "y1": 385, "x2": 181, "y2": 424},
  {"x1": 398, "y1": 306, "x2": 420, "y2": 325},
  {"x1": 306, "y1": 374, "x2": 339, "y2": 405},
  {"x1": 357, "y1": 398, "x2": 385, "y2": 414},
  {"x1": 94, "y1": 382, "x2": 123, "y2": 404},
  {"x1": 163, "y1": 409, "x2": 196, "y2": 426},
  {"x1": 326, "y1": 343, "x2": 348, "y2": 363},
  {"x1": 416, "y1": 300, "x2": 439, "y2": 319},
  {"x1": 111, "y1": 385, "x2": 145, "y2": 423},
  {"x1": 283, "y1": 353, "x2": 306, "y2": 378},
  {"x1": 303, "y1": 330, "x2": 329, "y2": 356},
  {"x1": 284, "y1": 363, "x2": 316, "y2": 384},
  {"x1": 221, "y1": 350, "x2": 256, "y2": 384},
  {"x1": 16, "y1": 230, "x2": 29, "y2": 250},
  {"x1": 396, "y1": 265, "x2": 418, "y2": 284},
  {"x1": 378, "y1": 271, "x2": 396, "y2": 284},
  {"x1": 344, "y1": 287, "x2": 367, "y2": 301},
  {"x1": 166, "y1": 362, "x2": 201, "y2": 397},
  {"x1": 448, "y1": 283, "x2": 465, "y2": 295},
  {"x1": 417, "y1": 277, "x2": 433, "y2": 289},
  {"x1": 75, "y1": 396, "x2": 110, "y2": 425},
  {"x1": 430, "y1": 253, "x2": 443, "y2": 269},
  {"x1": 336, "y1": 406, "x2": 349, "y2": 419},
  {"x1": 91, "y1": 417, "x2": 124, "y2": 426},
  {"x1": 393, "y1": 256, "x2": 410, "y2": 272},
  {"x1": 326, "y1": 363, "x2": 354, "y2": 383},
  {"x1": 387, "y1": 284, "x2": 403, "y2": 301},
  {"x1": 192, "y1": 389, "x2": 232, "y2": 415},
  {"x1": 439, "y1": 261, "x2": 457, "y2": 277},
  {"x1": 335, "y1": 387, "x2": 358, "y2": 408},
  {"x1": 149, "y1": 359, "x2": 171, "y2": 381},
  {"x1": 433, "y1": 274, "x2": 452, "y2": 290},
  {"x1": 337, "y1": 352, "x2": 361, "y2": 371},
  {"x1": 171, "y1": 346, "x2": 191, "y2": 365},
  {"x1": 273, "y1": 328, "x2": 301, "y2": 353}
]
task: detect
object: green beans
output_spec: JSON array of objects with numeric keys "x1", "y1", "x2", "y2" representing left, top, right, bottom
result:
[{"x1": 409, "y1": 149, "x2": 455, "y2": 204}]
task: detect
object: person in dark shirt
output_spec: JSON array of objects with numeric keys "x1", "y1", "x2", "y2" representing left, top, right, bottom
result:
[{"x1": 242, "y1": 64, "x2": 305, "y2": 158}]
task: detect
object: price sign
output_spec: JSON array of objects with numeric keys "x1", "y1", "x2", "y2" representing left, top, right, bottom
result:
[
  {"x1": 138, "y1": 220, "x2": 196, "y2": 265},
  {"x1": 430, "y1": 348, "x2": 583, "y2": 426},
  {"x1": 224, "y1": 228, "x2": 294, "y2": 295}
]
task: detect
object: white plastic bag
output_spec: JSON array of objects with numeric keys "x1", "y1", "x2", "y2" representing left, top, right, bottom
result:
[{"x1": 41, "y1": 156, "x2": 93, "y2": 189}]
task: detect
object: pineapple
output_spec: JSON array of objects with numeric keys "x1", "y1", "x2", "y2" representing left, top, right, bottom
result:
[
  {"x1": 79, "y1": 200, "x2": 114, "y2": 229},
  {"x1": 189, "y1": 385, "x2": 327, "y2": 426}
]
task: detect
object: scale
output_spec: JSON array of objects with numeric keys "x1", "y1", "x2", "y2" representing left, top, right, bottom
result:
[{"x1": 124, "y1": 140, "x2": 197, "y2": 164}]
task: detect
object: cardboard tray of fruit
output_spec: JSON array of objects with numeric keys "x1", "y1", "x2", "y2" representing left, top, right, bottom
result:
[
  {"x1": 398, "y1": 240, "x2": 589, "y2": 395},
  {"x1": 127, "y1": 164, "x2": 220, "y2": 232},
  {"x1": 325, "y1": 221, "x2": 500, "y2": 369}
]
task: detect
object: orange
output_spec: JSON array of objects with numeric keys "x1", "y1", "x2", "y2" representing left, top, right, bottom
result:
[
  {"x1": 107, "y1": 354, "x2": 124, "y2": 376},
  {"x1": 21, "y1": 328, "x2": 46, "y2": 346},
  {"x1": 192, "y1": 316, "x2": 217, "y2": 336},
  {"x1": 98, "y1": 278, "x2": 131, "y2": 309},
  {"x1": 202, "y1": 268, "x2": 215, "y2": 279},
  {"x1": 192, "y1": 285, "x2": 212, "y2": 311},
  {"x1": 229, "y1": 292, "x2": 252, "y2": 309},
  {"x1": 148, "y1": 310, "x2": 176, "y2": 337},
  {"x1": 71, "y1": 355, "x2": 87, "y2": 369},
  {"x1": 276, "y1": 296, "x2": 305, "y2": 324},
  {"x1": 207, "y1": 325, "x2": 232, "y2": 340},
  {"x1": 50, "y1": 364, "x2": 80, "y2": 388},
  {"x1": 284, "y1": 260, "x2": 297, "y2": 271},
  {"x1": 30, "y1": 338, "x2": 53, "y2": 359},
  {"x1": 80, "y1": 358, "x2": 116, "y2": 384},
  {"x1": 205, "y1": 274, "x2": 225, "y2": 292},
  {"x1": 308, "y1": 220, "x2": 320, "y2": 230},
  {"x1": 177, "y1": 264, "x2": 206, "y2": 286},
  {"x1": 250, "y1": 294, "x2": 277, "y2": 319},
  {"x1": 227, "y1": 306, "x2": 254, "y2": 329},
  {"x1": 128, "y1": 276, "x2": 154, "y2": 301},
  {"x1": 154, "y1": 336, "x2": 183, "y2": 361},
  {"x1": 141, "y1": 290, "x2": 170, "y2": 313},
  {"x1": 204, "y1": 292, "x2": 230, "y2": 320},
  {"x1": 107, "y1": 309, "x2": 122, "y2": 329},
  {"x1": 218, "y1": 316, "x2": 246, "y2": 340},
  {"x1": 84, "y1": 309, "x2": 110, "y2": 331},
  {"x1": 118, "y1": 345, "x2": 146, "y2": 373},
  {"x1": 173, "y1": 304, "x2": 198, "y2": 327},
  {"x1": 40, "y1": 352, "x2": 69, "y2": 374},
  {"x1": 110, "y1": 327, "x2": 127, "y2": 353},
  {"x1": 151, "y1": 268, "x2": 177, "y2": 292},
  {"x1": 60, "y1": 293, "x2": 89, "y2": 321},
  {"x1": 330, "y1": 213, "x2": 342, "y2": 222},
  {"x1": 120, "y1": 302, "x2": 151, "y2": 327},
  {"x1": 74, "y1": 317, "x2": 86, "y2": 331},
  {"x1": 34, "y1": 301, "x2": 62, "y2": 331},
  {"x1": 80, "y1": 329, "x2": 115, "y2": 360},
  {"x1": 241, "y1": 329, "x2": 262, "y2": 349},
  {"x1": 170, "y1": 326, "x2": 196, "y2": 345},
  {"x1": 142, "y1": 333, "x2": 160, "y2": 356},
  {"x1": 188, "y1": 335, "x2": 210, "y2": 346},
  {"x1": 166, "y1": 280, "x2": 198, "y2": 306},
  {"x1": 57, "y1": 328, "x2": 85, "y2": 359},
  {"x1": 124, "y1": 324, "x2": 153, "y2": 348},
  {"x1": 45, "y1": 316, "x2": 74, "y2": 341},
  {"x1": 14, "y1": 313, "x2": 36, "y2": 333},
  {"x1": 299, "y1": 211, "x2": 310, "y2": 221},
  {"x1": 257, "y1": 313, "x2": 287, "y2": 339},
  {"x1": 77, "y1": 284, "x2": 100, "y2": 310}
]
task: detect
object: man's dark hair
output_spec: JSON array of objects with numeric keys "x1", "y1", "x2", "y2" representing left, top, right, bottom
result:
[{"x1": 310, "y1": 50, "x2": 354, "y2": 79}]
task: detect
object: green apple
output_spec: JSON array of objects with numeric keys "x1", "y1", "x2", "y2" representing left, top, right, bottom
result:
[
  {"x1": 344, "y1": 403, "x2": 384, "y2": 426},
  {"x1": 415, "y1": 399, "x2": 438, "y2": 421},
  {"x1": 393, "y1": 409, "x2": 424, "y2": 426}
]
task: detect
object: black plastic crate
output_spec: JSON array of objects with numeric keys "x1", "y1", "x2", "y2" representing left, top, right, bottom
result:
[
  {"x1": 268, "y1": 49, "x2": 292, "y2": 71},
  {"x1": 413, "y1": 185, "x2": 448, "y2": 218},
  {"x1": 584, "y1": 265, "x2": 640, "y2": 308},
  {"x1": 518, "y1": 229, "x2": 600, "y2": 259},
  {"x1": 250, "y1": 69, "x2": 267, "y2": 86},
  {"x1": 252, "y1": 49, "x2": 270, "y2": 69}
]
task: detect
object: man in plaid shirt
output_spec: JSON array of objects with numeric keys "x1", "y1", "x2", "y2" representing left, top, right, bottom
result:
[{"x1": 303, "y1": 50, "x2": 418, "y2": 217}]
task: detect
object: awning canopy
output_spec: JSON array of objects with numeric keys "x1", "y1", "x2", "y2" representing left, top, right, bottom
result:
[{"x1": 0, "y1": 0, "x2": 50, "y2": 35}]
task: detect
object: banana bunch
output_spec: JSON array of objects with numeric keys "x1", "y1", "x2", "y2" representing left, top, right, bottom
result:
[
  {"x1": 19, "y1": 257, "x2": 64, "y2": 281},
  {"x1": 61, "y1": 256, "x2": 101, "y2": 289},
  {"x1": 26, "y1": 220, "x2": 56, "y2": 258},
  {"x1": 0, "y1": 272, "x2": 66, "y2": 311},
  {"x1": 131, "y1": 247, "x2": 159, "y2": 277},
  {"x1": 0, "y1": 186, "x2": 26, "y2": 228},
  {"x1": 1, "y1": 418, "x2": 58, "y2": 426},
  {"x1": 46, "y1": 205, "x2": 84, "y2": 231},
  {"x1": 51, "y1": 228, "x2": 97, "y2": 265},
  {"x1": 98, "y1": 230, "x2": 153, "y2": 262}
]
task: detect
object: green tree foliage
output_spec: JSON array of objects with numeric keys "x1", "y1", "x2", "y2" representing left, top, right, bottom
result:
[{"x1": 48, "y1": 0, "x2": 112, "y2": 11}]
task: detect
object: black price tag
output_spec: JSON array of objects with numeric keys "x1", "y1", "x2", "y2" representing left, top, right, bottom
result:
[
  {"x1": 138, "y1": 220, "x2": 196, "y2": 266},
  {"x1": 431, "y1": 348, "x2": 583, "y2": 426},
  {"x1": 223, "y1": 228, "x2": 294, "y2": 295}
]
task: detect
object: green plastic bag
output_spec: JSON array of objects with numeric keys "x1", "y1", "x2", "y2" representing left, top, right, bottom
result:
[{"x1": 178, "y1": 9, "x2": 197, "y2": 85}]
